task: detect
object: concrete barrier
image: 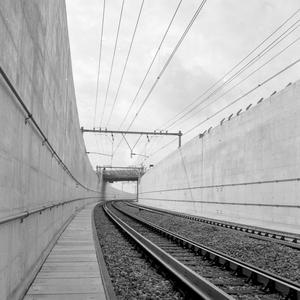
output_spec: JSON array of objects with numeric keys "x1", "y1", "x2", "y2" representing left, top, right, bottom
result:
[
  {"x1": 139, "y1": 80, "x2": 300, "y2": 233},
  {"x1": 0, "y1": 1, "x2": 132, "y2": 299}
]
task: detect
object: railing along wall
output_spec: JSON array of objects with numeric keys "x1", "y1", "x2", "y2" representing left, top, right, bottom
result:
[
  {"x1": 137, "y1": 198, "x2": 300, "y2": 209},
  {"x1": 139, "y1": 176, "x2": 300, "y2": 193},
  {"x1": 138, "y1": 176, "x2": 300, "y2": 208},
  {"x1": 0, "y1": 66, "x2": 100, "y2": 194},
  {"x1": 0, "y1": 197, "x2": 100, "y2": 226}
]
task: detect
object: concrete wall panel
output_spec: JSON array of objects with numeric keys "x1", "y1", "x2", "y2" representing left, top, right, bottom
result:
[
  {"x1": 0, "y1": 1, "x2": 132, "y2": 299},
  {"x1": 139, "y1": 80, "x2": 300, "y2": 233}
]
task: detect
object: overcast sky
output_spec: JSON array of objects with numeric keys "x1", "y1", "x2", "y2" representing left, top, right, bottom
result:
[{"x1": 65, "y1": 0, "x2": 300, "y2": 173}]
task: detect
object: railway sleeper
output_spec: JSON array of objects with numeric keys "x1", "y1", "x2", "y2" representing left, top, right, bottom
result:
[
  {"x1": 246, "y1": 271, "x2": 258, "y2": 284},
  {"x1": 209, "y1": 256, "x2": 220, "y2": 266},
  {"x1": 222, "y1": 287, "x2": 260, "y2": 294},
  {"x1": 117, "y1": 202, "x2": 300, "y2": 299},
  {"x1": 261, "y1": 278, "x2": 276, "y2": 293},
  {"x1": 286, "y1": 288, "x2": 298, "y2": 300},
  {"x1": 221, "y1": 261, "x2": 231, "y2": 271},
  {"x1": 189, "y1": 245, "x2": 195, "y2": 253},
  {"x1": 200, "y1": 272, "x2": 234, "y2": 278},
  {"x1": 202, "y1": 251, "x2": 211, "y2": 261},
  {"x1": 128, "y1": 202, "x2": 300, "y2": 249},
  {"x1": 147, "y1": 252, "x2": 217, "y2": 300},
  {"x1": 232, "y1": 265, "x2": 243, "y2": 277},
  {"x1": 213, "y1": 280, "x2": 246, "y2": 286}
]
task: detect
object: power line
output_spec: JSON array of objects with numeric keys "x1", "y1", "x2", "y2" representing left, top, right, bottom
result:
[
  {"x1": 167, "y1": 23, "x2": 300, "y2": 131},
  {"x1": 118, "y1": 0, "x2": 208, "y2": 161},
  {"x1": 111, "y1": 0, "x2": 184, "y2": 158},
  {"x1": 94, "y1": 134, "x2": 109, "y2": 165},
  {"x1": 94, "y1": 0, "x2": 106, "y2": 128},
  {"x1": 99, "y1": 0, "x2": 126, "y2": 127},
  {"x1": 139, "y1": 10, "x2": 300, "y2": 161},
  {"x1": 116, "y1": 0, "x2": 184, "y2": 131},
  {"x1": 138, "y1": 7, "x2": 300, "y2": 164},
  {"x1": 92, "y1": 0, "x2": 108, "y2": 166},
  {"x1": 106, "y1": 0, "x2": 145, "y2": 128},
  {"x1": 113, "y1": 0, "x2": 207, "y2": 157},
  {"x1": 93, "y1": 3, "x2": 299, "y2": 167},
  {"x1": 185, "y1": 57, "x2": 300, "y2": 135},
  {"x1": 126, "y1": 0, "x2": 208, "y2": 131},
  {"x1": 133, "y1": 135, "x2": 165, "y2": 166},
  {"x1": 145, "y1": 137, "x2": 178, "y2": 162},
  {"x1": 157, "y1": 9, "x2": 300, "y2": 131},
  {"x1": 141, "y1": 58, "x2": 300, "y2": 161}
]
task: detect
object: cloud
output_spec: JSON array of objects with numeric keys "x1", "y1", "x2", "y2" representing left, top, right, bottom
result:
[{"x1": 66, "y1": 0, "x2": 300, "y2": 169}]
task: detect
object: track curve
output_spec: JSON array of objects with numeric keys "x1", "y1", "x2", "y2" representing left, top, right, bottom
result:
[{"x1": 104, "y1": 201, "x2": 300, "y2": 300}]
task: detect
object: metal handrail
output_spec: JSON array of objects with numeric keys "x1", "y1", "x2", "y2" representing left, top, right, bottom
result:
[
  {"x1": 0, "y1": 197, "x2": 100, "y2": 226},
  {"x1": 139, "y1": 176, "x2": 300, "y2": 194},
  {"x1": 0, "y1": 66, "x2": 99, "y2": 193},
  {"x1": 137, "y1": 197, "x2": 300, "y2": 208}
]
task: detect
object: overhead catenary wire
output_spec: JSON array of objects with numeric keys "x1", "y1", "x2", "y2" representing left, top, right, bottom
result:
[
  {"x1": 169, "y1": 36, "x2": 300, "y2": 132},
  {"x1": 90, "y1": 3, "x2": 299, "y2": 168},
  {"x1": 125, "y1": 0, "x2": 208, "y2": 132},
  {"x1": 185, "y1": 57, "x2": 300, "y2": 134},
  {"x1": 132, "y1": 12, "x2": 300, "y2": 166},
  {"x1": 99, "y1": 0, "x2": 126, "y2": 128},
  {"x1": 133, "y1": 135, "x2": 164, "y2": 166},
  {"x1": 132, "y1": 136, "x2": 151, "y2": 166},
  {"x1": 158, "y1": 10, "x2": 300, "y2": 131},
  {"x1": 113, "y1": 0, "x2": 207, "y2": 158},
  {"x1": 116, "y1": 0, "x2": 184, "y2": 131},
  {"x1": 166, "y1": 22, "x2": 300, "y2": 130},
  {"x1": 142, "y1": 137, "x2": 178, "y2": 165},
  {"x1": 135, "y1": 10, "x2": 300, "y2": 165},
  {"x1": 139, "y1": 58, "x2": 300, "y2": 163},
  {"x1": 93, "y1": 0, "x2": 108, "y2": 164},
  {"x1": 94, "y1": 134, "x2": 107, "y2": 166},
  {"x1": 106, "y1": 0, "x2": 145, "y2": 128},
  {"x1": 94, "y1": 0, "x2": 106, "y2": 128},
  {"x1": 111, "y1": 0, "x2": 184, "y2": 159}
]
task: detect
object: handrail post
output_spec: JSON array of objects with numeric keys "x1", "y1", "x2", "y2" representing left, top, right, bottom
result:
[{"x1": 179, "y1": 131, "x2": 182, "y2": 148}]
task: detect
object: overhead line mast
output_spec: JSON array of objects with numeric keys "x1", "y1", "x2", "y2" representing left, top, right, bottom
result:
[{"x1": 81, "y1": 127, "x2": 182, "y2": 148}]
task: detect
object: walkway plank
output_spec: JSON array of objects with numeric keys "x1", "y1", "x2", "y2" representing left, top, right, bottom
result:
[{"x1": 23, "y1": 203, "x2": 107, "y2": 300}]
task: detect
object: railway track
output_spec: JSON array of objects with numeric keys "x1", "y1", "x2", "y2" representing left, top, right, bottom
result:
[
  {"x1": 125, "y1": 201, "x2": 300, "y2": 250},
  {"x1": 105, "y1": 201, "x2": 300, "y2": 300}
]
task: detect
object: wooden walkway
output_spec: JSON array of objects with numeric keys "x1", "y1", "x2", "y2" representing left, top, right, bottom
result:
[{"x1": 24, "y1": 203, "x2": 108, "y2": 300}]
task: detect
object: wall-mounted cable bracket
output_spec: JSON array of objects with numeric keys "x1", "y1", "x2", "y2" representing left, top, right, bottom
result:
[{"x1": 25, "y1": 114, "x2": 32, "y2": 124}]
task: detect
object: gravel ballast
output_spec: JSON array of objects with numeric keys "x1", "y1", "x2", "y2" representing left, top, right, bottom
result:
[
  {"x1": 94, "y1": 203, "x2": 185, "y2": 300},
  {"x1": 117, "y1": 202, "x2": 300, "y2": 284}
]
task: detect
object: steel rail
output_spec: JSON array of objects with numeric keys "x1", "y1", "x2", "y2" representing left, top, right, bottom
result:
[
  {"x1": 115, "y1": 202, "x2": 300, "y2": 299},
  {"x1": 104, "y1": 202, "x2": 234, "y2": 300},
  {"x1": 0, "y1": 197, "x2": 100, "y2": 226},
  {"x1": 126, "y1": 202, "x2": 300, "y2": 250}
]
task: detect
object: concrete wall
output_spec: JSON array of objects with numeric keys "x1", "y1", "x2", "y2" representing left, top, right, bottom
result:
[
  {"x1": 139, "y1": 80, "x2": 300, "y2": 233},
  {"x1": 0, "y1": 1, "x2": 130, "y2": 299},
  {"x1": 102, "y1": 182, "x2": 137, "y2": 201}
]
